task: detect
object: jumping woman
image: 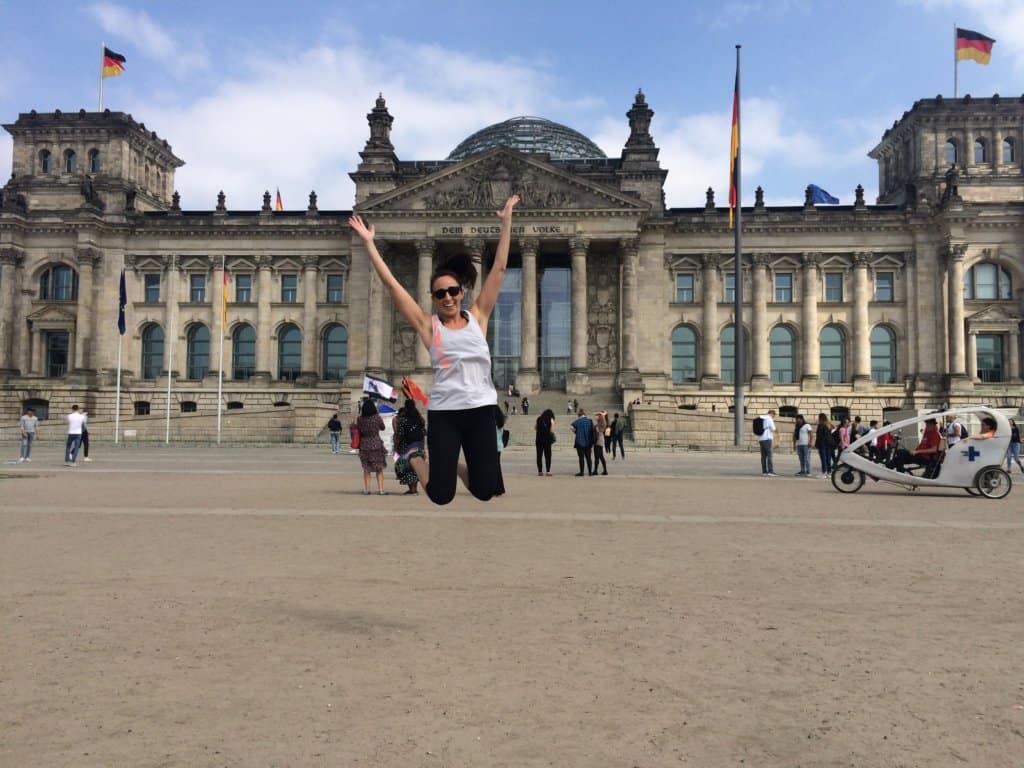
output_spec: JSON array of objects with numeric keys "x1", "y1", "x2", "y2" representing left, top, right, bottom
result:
[{"x1": 349, "y1": 194, "x2": 520, "y2": 505}]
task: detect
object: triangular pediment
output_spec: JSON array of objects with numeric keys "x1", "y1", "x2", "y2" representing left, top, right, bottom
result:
[
  {"x1": 28, "y1": 305, "x2": 77, "y2": 326},
  {"x1": 358, "y1": 147, "x2": 648, "y2": 214},
  {"x1": 226, "y1": 256, "x2": 257, "y2": 273},
  {"x1": 178, "y1": 255, "x2": 211, "y2": 272},
  {"x1": 128, "y1": 254, "x2": 167, "y2": 272},
  {"x1": 967, "y1": 304, "x2": 1021, "y2": 325}
]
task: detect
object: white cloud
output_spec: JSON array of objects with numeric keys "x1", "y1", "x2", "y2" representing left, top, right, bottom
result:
[
  {"x1": 87, "y1": 2, "x2": 209, "y2": 71},
  {"x1": 0, "y1": 134, "x2": 11, "y2": 184}
]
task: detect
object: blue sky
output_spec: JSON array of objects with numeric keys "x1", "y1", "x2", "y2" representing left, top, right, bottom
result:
[{"x1": 1, "y1": 0, "x2": 1021, "y2": 210}]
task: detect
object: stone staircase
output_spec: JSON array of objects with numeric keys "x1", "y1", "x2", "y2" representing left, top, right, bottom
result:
[{"x1": 497, "y1": 389, "x2": 628, "y2": 450}]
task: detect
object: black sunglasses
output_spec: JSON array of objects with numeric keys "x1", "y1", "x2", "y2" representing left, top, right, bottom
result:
[{"x1": 431, "y1": 286, "x2": 463, "y2": 300}]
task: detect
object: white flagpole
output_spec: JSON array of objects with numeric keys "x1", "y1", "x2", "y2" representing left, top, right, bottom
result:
[
  {"x1": 165, "y1": 320, "x2": 174, "y2": 444},
  {"x1": 99, "y1": 42, "x2": 104, "y2": 111},
  {"x1": 115, "y1": 255, "x2": 124, "y2": 444},
  {"x1": 217, "y1": 254, "x2": 226, "y2": 445}
]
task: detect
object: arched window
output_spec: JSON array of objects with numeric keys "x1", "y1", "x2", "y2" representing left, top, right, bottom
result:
[
  {"x1": 819, "y1": 325, "x2": 846, "y2": 383},
  {"x1": 769, "y1": 325, "x2": 796, "y2": 383},
  {"x1": 277, "y1": 323, "x2": 301, "y2": 381},
  {"x1": 232, "y1": 324, "x2": 256, "y2": 380},
  {"x1": 974, "y1": 139, "x2": 987, "y2": 164},
  {"x1": 186, "y1": 324, "x2": 210, "y2": 380},
  {"x1": 39, "y1": 149, "x2": 52, "y2": 174},
  {"x1": 88, "y1": 148, "x2": 100, "y2": 173},
  {"x1": 963, "y1": 262, "x2": 1012, "y2": 300},
  {"x1": 945, "y1": 139, "x2": 958, "y2": 165},
  {"x1": 38, "y1": 264, "x2": 78, "y2": 301},
  {"x1": 64, "y1": 149, "x2": 77, "y2": 173},
  {"x1": 671, "y1": 325, "x2": 698, "y2": 383},
  {"x1": 1003, "y1": 137, "x2": 1016, "y2": 163},
  {"x1": 870, "y1": 325, "x2": 897, "y2": 384},
  {"x1": 322, "y1": 324, "x2": 348, "y2": 381},
  {"x1": 720, "y1": 324, "x2": 747, "y2": 384},
  {"x1": 141, "y1": 324, "x2": 164, "y2": 380}
]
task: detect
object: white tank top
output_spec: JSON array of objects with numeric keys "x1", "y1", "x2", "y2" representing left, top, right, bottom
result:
[{"x1": 428, "y1": 311, "x2": 497, "y2": 411}]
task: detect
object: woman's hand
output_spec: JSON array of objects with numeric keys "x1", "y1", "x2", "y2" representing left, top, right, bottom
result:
[
  {"x1": 496, "y1": 194, "x2": 520, "y2": 222},
  {"x1": 348, "y1": 214, "x2": 375, "y2": 243}
]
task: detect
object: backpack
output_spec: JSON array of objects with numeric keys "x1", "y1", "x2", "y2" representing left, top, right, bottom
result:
[
  {"x1": 752, "y1": 416, "x2": 765, "y2": 436},
  {"x1": 959, "y1": 422, "x2": 968, "y2": 439}
]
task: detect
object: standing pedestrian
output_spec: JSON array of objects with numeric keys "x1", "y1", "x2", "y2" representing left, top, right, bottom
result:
[
  {"x1": 756, "y1": 408, "x2": 777, "y2": 476},
  {"x1": 503, "y1": 400, "x2": 509, "y2": 415},
  {"x1": 521, "y1": 396, "x2": 529, "y2": 416},
  {"x1": 812, "y1": 412, "x2": 833, "y2": 478},
  {"x1": 352, "y1": 399, "x2": 388, "y2": 495},
  {"x1": 566, "y1": 399, "x2": 573, "y2": 415},
  {"x1": 394, "y1": 400, "x2": 426, "y2": 494},
  {"x1": 793, "y1": 414, "x2": 812, "y2": 476},
  {"x1": 349, "y1": 194, "x2": 520, "y2": 505},
  {"x1": 64, "y1": 404, "x2": 86, "y2": 467},
  {"x1": 611, "y1": 412, "x2": 626, "y2": 460},
  {"x1": 327, "y1": 413, "x2": 343, "y2": 454},
  {"x1": 80, "y1": 409, "x2": 91, "y2": 462},
  {"x1": 571, "y1": 409, "x2": 595, "y2": 477},
  {"x1": 535, "y1": 408, "x2": 555, "y2": 476},
  {"x1": 1006, "y1": 418, "x2": 1023, "y2": 474},
  {"x1": 17, "y1": 406, "x2": 38, "y2": 463},
  {"x1": 592, "y1": 409, "x2": 609, "y2": 475},
  {"x1": 494, "y1": 406, "x2": 507, "y2": 496}
]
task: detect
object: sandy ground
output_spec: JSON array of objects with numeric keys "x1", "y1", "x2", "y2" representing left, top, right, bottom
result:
[{"x1": 1, "y1": 445, "x2": 1023, "y2": 767}]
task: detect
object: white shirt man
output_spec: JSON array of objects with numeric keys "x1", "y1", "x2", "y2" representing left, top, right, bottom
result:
[
  {"x1": 65, "y1": 405, "x2": 86, "y2": 466},
  {"x1": 758, "y1": 409, "x2": 777, "y2": 476},
  {"x1": 946, "y1": 416, "x2": 966, "y2": 447}
]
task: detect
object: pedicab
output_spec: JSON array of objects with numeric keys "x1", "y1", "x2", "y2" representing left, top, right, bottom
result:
[{"x1": 830, "y1": 406, "x2": 1013, "y2": 499}]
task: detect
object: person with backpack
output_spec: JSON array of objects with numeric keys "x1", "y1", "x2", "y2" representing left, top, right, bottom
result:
[
  {"x1": 326, "y1": 413, "x2": 343, "y2": 454},
  {"x1": 945, "y1": 414, "x2": 967, "y2": 449},
  {"x1": 611, "y1": 412, "x2": 626, "y2": 460},
  {"x1": 754, "y1": 409, "x2": 777, "y2": 476}
]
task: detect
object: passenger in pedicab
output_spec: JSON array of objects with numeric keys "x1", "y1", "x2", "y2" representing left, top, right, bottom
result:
[
  {"x1": 891, "y1": 417, "x2": 944, "y2": 477},
  {"x1": 970, "y1": 416, "x2": 998, "y2": 440}
]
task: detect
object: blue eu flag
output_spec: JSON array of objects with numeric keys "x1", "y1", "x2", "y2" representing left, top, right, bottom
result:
[
  {"x1": 117, "y1": 268, "x2": 127, "y2": 335},
  {"x1": 809, "y1": 184, "x2": 839, "y2": 204}
]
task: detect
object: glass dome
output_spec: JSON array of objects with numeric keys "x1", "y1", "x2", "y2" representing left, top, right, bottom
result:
[{"x1": 447, "y1": 116, "x2": 607, "y2": 161}]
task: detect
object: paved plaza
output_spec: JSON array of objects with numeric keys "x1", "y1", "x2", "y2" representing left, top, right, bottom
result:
[{"x1": 2, "y1": 444, "x2": 1023, "y2": 767}]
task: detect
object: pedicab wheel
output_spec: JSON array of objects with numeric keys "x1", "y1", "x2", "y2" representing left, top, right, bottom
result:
[
  {"x1": 831, "y1": 463, "x2": 865, "y2": 493},
  {"x1": 974, "y1": 466, "x2": 1012, "y2": 500},
  {"x1": 964, "y1": 487, "x2": 982, "y2": 496}
]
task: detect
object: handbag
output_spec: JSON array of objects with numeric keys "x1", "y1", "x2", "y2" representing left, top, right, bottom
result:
[
  {"x1": 549, "y1": 431, "x2": 556, "y2": 444},
  {"x1": 349, "y1": 424, "x2": 361, "y2": 450}
]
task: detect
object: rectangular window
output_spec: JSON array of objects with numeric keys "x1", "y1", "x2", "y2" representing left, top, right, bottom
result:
[
  {"x1": 189, "y1": 274, "x2": 206, "y2": 303},
  {"x1": 774, "y1": 272, "x2": 793, "y2": 303},
  {"x1": 724, "y1": 274, "x2": 736, "y2": 303},
  {"x1": 674, "y1": 274, "x2": 694, "y2": 303},
  {"x1": 875, "y1": 272, "x2": 894, "y2": 302},
  {"x1": 236, "y1": 274, "x2": 252, "y2": 303},
  {"x1": 825, "y1": 273, "x2": 843, "y2": 302},
  {"x1": 144, "y1": 273, "x2": 161, "y2": 303},
  {"x1": 976, "y1": 333, "x2": 1004, "y2": 382},
  {"x1": 326, "y1": 274, "x2": 344, "y2": 303},
  {"x1": 281, "y1": 274, "x2": 297, "y2": 303}
]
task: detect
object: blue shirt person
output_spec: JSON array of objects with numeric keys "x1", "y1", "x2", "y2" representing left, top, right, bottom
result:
[{"x1": 571, "y1": 410, "x2": 596, "y2": 476}]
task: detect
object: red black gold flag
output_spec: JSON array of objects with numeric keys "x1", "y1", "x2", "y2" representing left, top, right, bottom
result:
[
  {"x1": 728, "y1": 68, "x2": 739, "y2": 229},
  {"x1": 275, "y1": 188, "x2": 284, "y2": 211},
  {"x1": 956, "y1": 28, "x2": 995, "y2": 65},
  {"x1": 102, "y1": 47, "x2": 126, "y2": 78}
]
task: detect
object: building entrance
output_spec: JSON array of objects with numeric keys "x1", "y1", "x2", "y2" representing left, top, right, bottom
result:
[{"x1": 539, "y1": 265, "x2": 570, "y2": 389}]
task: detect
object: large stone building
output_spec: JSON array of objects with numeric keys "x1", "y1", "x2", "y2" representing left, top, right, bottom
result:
[{"x1": 0, "y1": 91, "x2": 1022, "y2": 434}]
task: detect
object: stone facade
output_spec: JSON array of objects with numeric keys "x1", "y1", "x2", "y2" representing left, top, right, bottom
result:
[{"x1": 0, "y1": 92, "x2": 1022, "y2": 442}]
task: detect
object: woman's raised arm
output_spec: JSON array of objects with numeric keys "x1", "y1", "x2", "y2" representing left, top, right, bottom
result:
[
  {"x1": 349, "y1": 215, "x2": 432, "y2": 348},
  {"x1": 472, "y1": 195, "x2": 520, "y2": 328}
]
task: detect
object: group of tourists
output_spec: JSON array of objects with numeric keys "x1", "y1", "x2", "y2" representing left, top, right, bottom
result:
[
  {"x1": 15, "y1": 404, "x2": 91, "y2": 466},
  {"x1": 755, "y1": 408, "x2": 1023, "y2": 479}
]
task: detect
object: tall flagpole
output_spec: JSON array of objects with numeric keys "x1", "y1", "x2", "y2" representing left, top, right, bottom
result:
[
  {"x1": 953, "y1": 23, "x2": 958, "y2": 98},
  {"x1": 733, "y1": 44, "x2": 745, "y2": 447},
  {"x1": 165, "y1": 317, "x2": 174, "y2": 444},
  {"x1": 115, "y1": 257, "x2": 126, "y2": 444},
  {"x1": 217, "y1": 255, "x2": 226, "y2": 445},
  {"x1": 99, "y1": 42, "x2": 104, "y2": 111}
]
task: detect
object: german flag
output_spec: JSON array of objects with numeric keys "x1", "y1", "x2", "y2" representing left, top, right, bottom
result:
[
  {"x1": 102, "y1": 47, "x2": 126, "y2": 78},
  {"x1": 275, "y1": 188, "x2": 284, "y2": 211},
  {"x1": 956, "y1": 28, "x2": 995, "y2": 65},
  {"x1": 728, "y1": 67, "x2": 739, "y2": 229}
]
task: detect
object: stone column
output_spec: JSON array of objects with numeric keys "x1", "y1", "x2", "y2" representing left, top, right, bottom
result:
[
  {"x1": 255, "y1": 255, "x2": 273, "y2": 378},
  {"x1": 852, "y1": 252, "x2": 872, "y2": 387},
  {"x1": 568, "y1": 236, "x2": 590, "y2": 394},
  {"x1": 903, "y1": 252, "x2": 917, "y2": 384},
  {"x1": 163, "y1": 255, "x2": 180, "y2": 377},
  {"x1": 994, "y1": 129, "x2": 1003, "y2": 168},
  {"x1": 750, "y1": 253, "x2": 770, "y2": 389},
  {"x1": 16, "y1": 281, "x2": 31, "y2": 374},
  {"x1": 947, "y1": 244, "x2": 968, "y2": 383},
  {"x1": 800, "y1": 252, "x2": 821, "y2": 387},
  {"x1": 464, "y1": 238, "x2": 485, "y2": 305},
  {"x1": 73, "y1": 248, "x2": 100, "y2": 372},
  {"x1": 300, "y1": 255, "x2": 319, "y2": 379},
  {"x1": 619, "y1": 238, "x2": 640, "y2": 379},
  {"x1": 517, "y1": 237, "x2": 540, "y2": 394},
  {"x1": 415, "y1": 239, "x2": 435, "y2": 374},
  {"x1": 366, "y1": 241, "x2": 386, "y2": 376},
  {"x1": 1009, "y1": 328, "x2": 1021, "y2": 381},
  {"x1": 699, "y1": 253, "x2": 721, "y2": 386},
  {"x1": 210, "y1": 257, "x2": 225, "y2": 376},
  {"x1": 0, "y1": 248, "x2": 23, "y2": 373}
]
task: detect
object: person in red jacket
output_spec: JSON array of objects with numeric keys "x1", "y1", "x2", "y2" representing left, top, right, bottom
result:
[{"x1": 893, "y1": 418, "x2": 942, "y2": 474}]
